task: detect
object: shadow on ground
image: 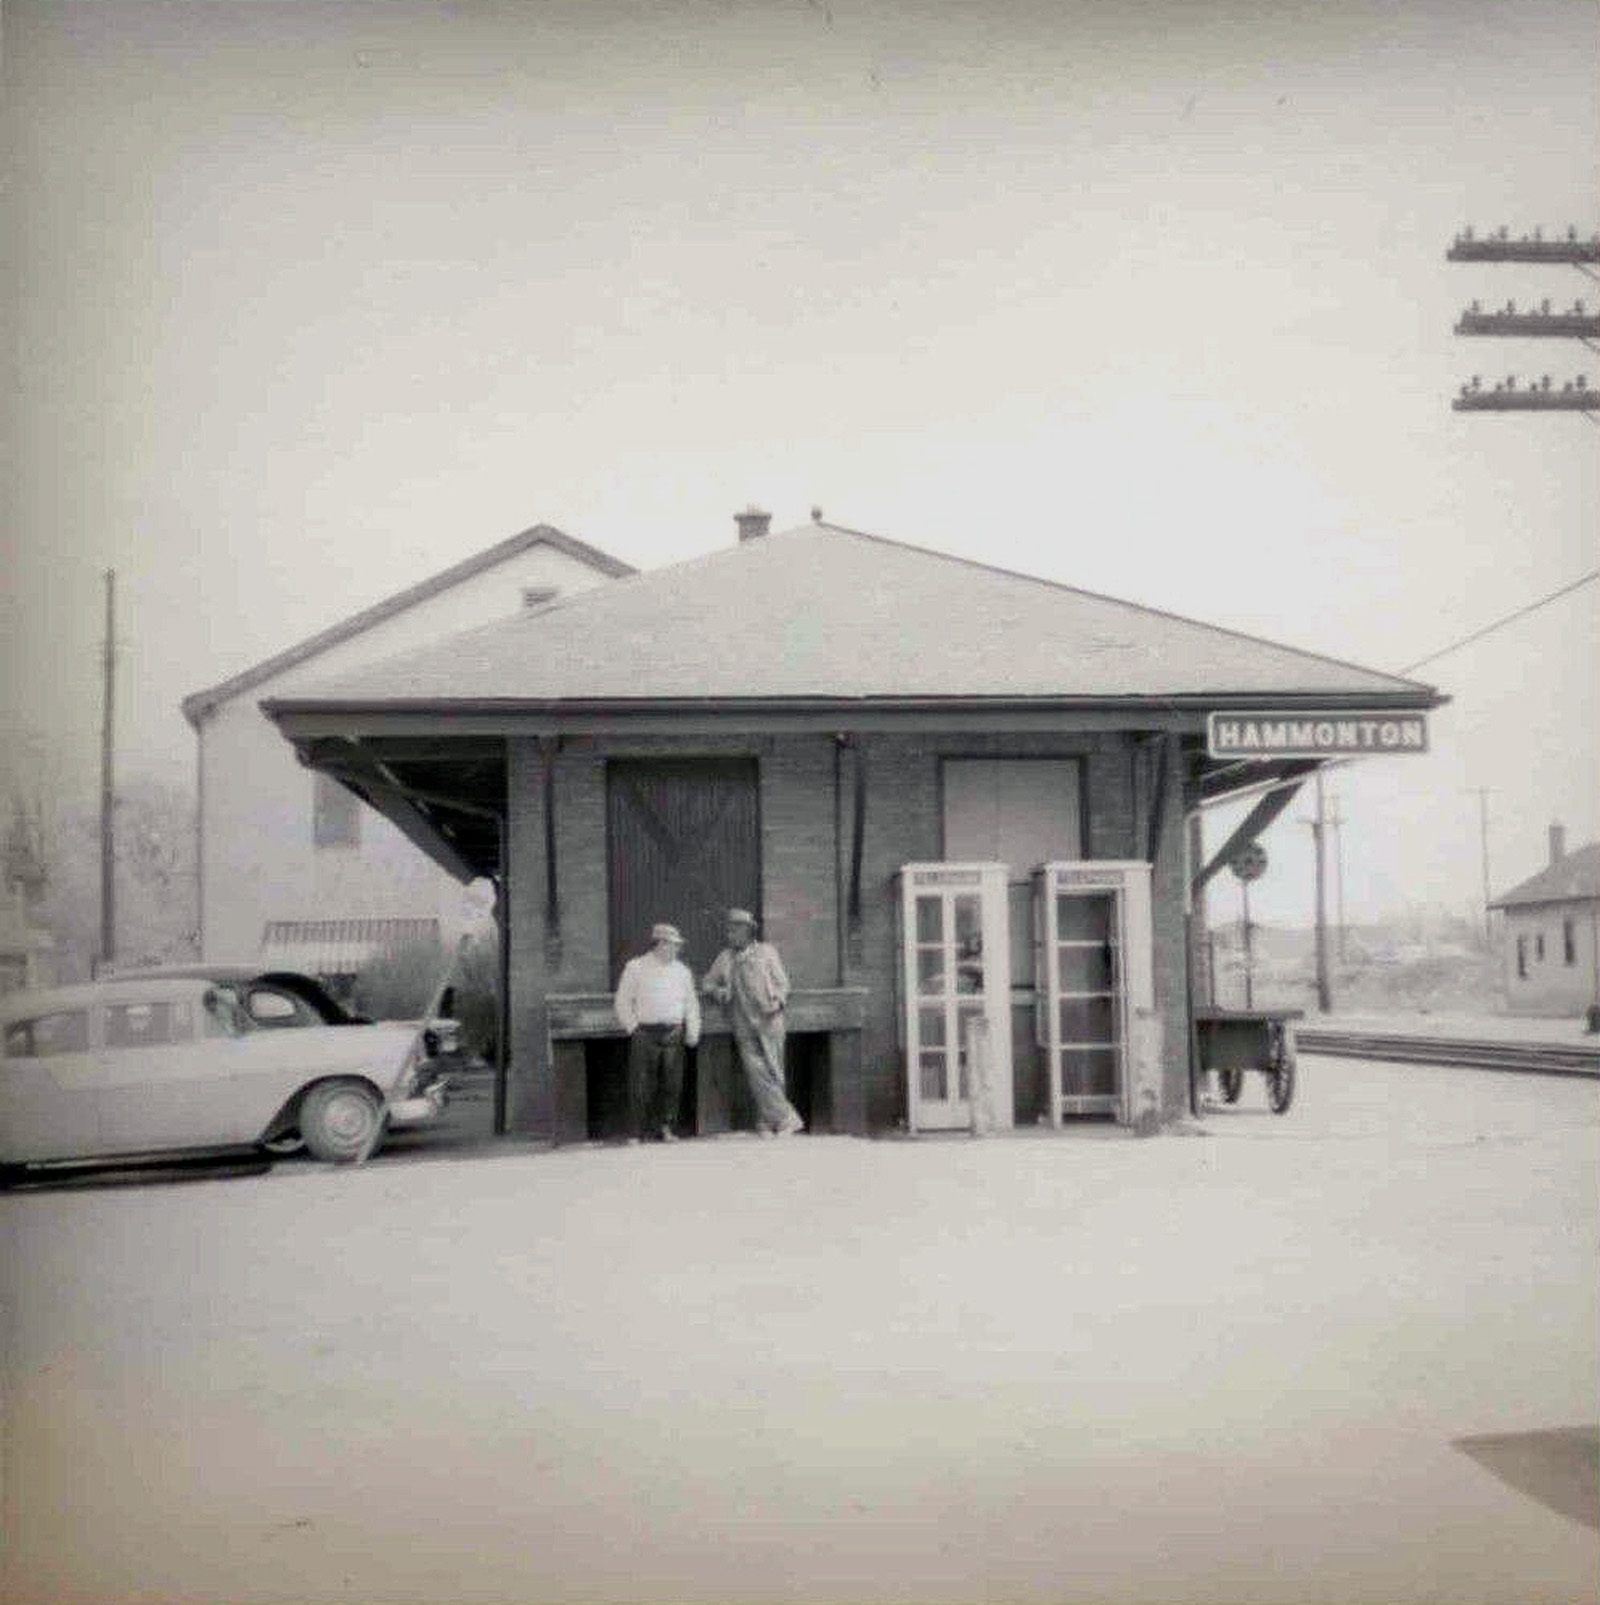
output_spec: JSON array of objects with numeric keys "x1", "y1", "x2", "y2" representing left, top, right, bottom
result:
[{"x1": 1454, "y1": 1426, "x2": 1600, "y2": 1529}]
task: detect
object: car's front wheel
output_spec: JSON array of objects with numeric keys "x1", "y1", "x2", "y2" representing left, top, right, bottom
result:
[{"x1": 299, "y1": 1080, "x2": 385, "y2": 1164}]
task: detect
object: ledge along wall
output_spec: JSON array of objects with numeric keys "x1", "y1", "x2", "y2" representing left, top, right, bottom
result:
[{"x1": 502, "y1": 725, "x2": 1193, "y2": 1140}]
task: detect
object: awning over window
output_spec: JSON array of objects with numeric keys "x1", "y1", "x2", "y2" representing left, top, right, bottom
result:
[{"x1": 259, "y1": 917, "x2": 441, "y2": 978}]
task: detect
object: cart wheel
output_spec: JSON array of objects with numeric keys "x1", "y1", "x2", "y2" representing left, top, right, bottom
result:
[
  {"x1": 1268, "y1": 1053, "x2": 1297, "y2": 1114},
  {"x1": 1219, "y1": 1068, "x2": 1244, "y2": 1104}
]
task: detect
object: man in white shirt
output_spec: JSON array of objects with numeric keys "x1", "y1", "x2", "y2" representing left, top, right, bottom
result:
[{"x1": 614, "y1": 922, "x2": 701, "y2": 1142}]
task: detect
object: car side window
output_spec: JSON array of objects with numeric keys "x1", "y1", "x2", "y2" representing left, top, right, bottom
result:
[
  {"x1": 4, "y1": 1010, "x2": 89, "y2": 1058},
  {"x1": 245, "y1": 988, "x2": 315, "y2": 1027},
  {"x1": 103, "y1": 1000, "x2": 195, "y2": 1048}
]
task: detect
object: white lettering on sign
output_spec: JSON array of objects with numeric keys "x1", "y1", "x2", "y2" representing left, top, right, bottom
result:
[{"x1": 1207, "y1": 712, "x2": 1429, "y2": 759}]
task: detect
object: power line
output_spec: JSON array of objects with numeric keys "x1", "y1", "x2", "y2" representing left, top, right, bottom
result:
[
  {"x1": 1399, "y1": 568, "x2": 1599, "y2": 675},
  {"x1": 1196, "y1": 566, "x2": 1597, "y2": 813}
]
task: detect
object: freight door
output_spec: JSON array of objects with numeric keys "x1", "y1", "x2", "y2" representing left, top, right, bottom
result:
[{"x1": 606, "y1": 758, "x2": 761, "y2": 982}]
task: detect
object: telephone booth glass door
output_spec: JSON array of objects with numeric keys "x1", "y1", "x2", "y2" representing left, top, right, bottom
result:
[
  {"x1": 898, "y1": 863, "x2": 1013, "y2": 1131},
  {"x1": 1032, "y1": 861, "x2": 1154, "y2": 1124}
]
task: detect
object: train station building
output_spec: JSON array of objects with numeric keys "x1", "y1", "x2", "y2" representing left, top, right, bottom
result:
[{"x1": 262, "y1": 511, "x2": 1442, "y2": 1141}]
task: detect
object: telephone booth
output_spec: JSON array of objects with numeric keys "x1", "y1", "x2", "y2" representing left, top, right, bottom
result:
[
  {"x1": 1032, "y1": 861, "x2": 1154, "y2": 1125},
  {"x1": 897, "y1": 863, "x2": 1013, "y2": 1132}
]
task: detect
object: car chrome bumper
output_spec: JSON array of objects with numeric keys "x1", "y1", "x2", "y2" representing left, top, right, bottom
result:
[{"x1": 387, "y1": 1079, "x2": 448, "y2": 1127}]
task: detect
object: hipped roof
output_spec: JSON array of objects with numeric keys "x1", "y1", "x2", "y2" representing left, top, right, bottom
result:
[
  {"x1": 265, "y1": 521, "x2": 1439, "y2": 714},
  {"x1": 1489, "y1": 843, "x2": 1600, "y2": 909}
]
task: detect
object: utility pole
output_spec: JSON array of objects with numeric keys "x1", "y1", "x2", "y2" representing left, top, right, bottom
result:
[
  {"x1": 1240, "y1": 879, "x2": 1254, "y2": 1009},
  {"x1": 1302, "y1": 771, "x2": 1332, "y2": 1014},
  {"x1": 1227, "y1": 839, "x2": 1268, "y2": 1011},
  {"x1": 1328, "y1": 791, "x2": 1347, "y2": 965},
  {"x1": 1467, "y1": 788, "x2": 1493, "y2": 947},
  {"x1": 1447, "y1": 224, "x2": 1600, "y2": 415},
  {"x1": 100, "y1": 569, "x2": 116, "y2": 972}
]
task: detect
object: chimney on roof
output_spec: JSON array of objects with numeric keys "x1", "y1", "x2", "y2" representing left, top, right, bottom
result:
[
  {"x1": 1549, "y1": 821, "x2": 1566, "y2": 865},
  {"x1": 734, "y1": 506, "x2": 771, "y2": 543}
]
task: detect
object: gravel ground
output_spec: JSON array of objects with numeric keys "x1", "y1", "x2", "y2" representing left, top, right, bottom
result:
[{"x1": 2, "y1": 1056, "x2": 1596, "y2": 1605}]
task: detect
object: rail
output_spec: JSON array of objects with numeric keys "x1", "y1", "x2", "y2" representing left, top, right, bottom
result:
[{"x1": 1296, "y1": 1029, "x2": 1600, "y2": 1079}]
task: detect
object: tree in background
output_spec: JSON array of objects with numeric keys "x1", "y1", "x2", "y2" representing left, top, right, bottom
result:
[
  {"x1": 14, "y1": 772, "x2": 199, "y2": 980},
  {"x1": 351, "y1": 934, "x2": 447, "y2": 1022},
  {"x1": 352, "y1": 929, "x2": 500, "y2": 1061},
  {"x1": 451, "y1": 930, "x2": 501, "y2": 1062}
]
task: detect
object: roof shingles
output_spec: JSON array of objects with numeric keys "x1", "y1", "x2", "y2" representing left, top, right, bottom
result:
[
  {"x1": 1490, "y1": 843, "x2": 1600, "y2": 908},
  {"x1": 266, "y1": 521, "x2": 1440, "y2": 711}
]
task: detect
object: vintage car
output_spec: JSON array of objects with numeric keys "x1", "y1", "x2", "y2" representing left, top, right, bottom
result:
[
  {"x1": 0, "y1": 974, "x2": 448, "y2": 1175},
  {"x1": 106, "y1": 964, "x2": 464, "y2": 1055}
]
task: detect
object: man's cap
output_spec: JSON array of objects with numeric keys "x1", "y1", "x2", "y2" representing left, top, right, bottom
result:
[
  {"x1": 725, "y1": 908, "x2": 757, "y2": 927},
  {"x1": 650, "y1": 922, "x2": 684, "y2": 944}
]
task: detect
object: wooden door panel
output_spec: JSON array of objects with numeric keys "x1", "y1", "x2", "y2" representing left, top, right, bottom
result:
[{"x1": 607, "y1": 759, "x2": 761, "y2": 981}]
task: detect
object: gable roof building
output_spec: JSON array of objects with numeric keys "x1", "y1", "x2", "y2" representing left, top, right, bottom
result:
[
  {"x1": 183, "y1": 524, "x2": 633, "y2": 728},
  {"x1": 263, "y1": 510, "x2": 1444, "y2": 1139},
  {"x1": 1489, "y1": 840, "x2": 1600, "y2": 910},
  {"x1": 276, "y1": 518, "x2": 1429, "y2": 715},
  {"x1": 1487, "y1": 827, "x2": 1600, "y2": 1019}
]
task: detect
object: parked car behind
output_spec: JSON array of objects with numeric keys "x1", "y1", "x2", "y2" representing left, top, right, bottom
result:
[
  {"x1": 0, "y1": 974, "x2": 448, "y2": 1176},
  {"x1": 108, "y1": 964, "x2": 464, "y2": 1054}
]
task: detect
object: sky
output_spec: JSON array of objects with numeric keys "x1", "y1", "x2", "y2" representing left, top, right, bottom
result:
[{"x1": 2, "y1": 0, "x2": 1596, "y2": 927}]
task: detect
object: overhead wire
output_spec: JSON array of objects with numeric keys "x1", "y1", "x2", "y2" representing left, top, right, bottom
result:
[
  {"x1": 1398, "y1": 567, "x2": 1599, "y2": 676},
  {"x1": 1195, "y1": 566, "x2": 1599, "y2": 813}
]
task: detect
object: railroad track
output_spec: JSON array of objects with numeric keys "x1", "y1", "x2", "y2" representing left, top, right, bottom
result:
[{"x1": 1296, "y1": 1030, "x2": 1600, "y2": 1078}]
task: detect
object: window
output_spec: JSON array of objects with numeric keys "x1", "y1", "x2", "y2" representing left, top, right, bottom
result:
[
  {"x1": 1516, "y1": 935, "x2": 1527, "y2": 979},
  {"x1": 1535, "y1": 932, "x2": 1545, "y2": 963},
  {"x1": 942, "y1": 758, "x2": 1085, "y2": 990},
  {"x1": 3, "y1": 1010, "x2": 89, "y2": 1058},
  {"x1": 312, "y1": 771, "x2": 360, "y2": 848},
  {"x1": 243, "y1": 986, "x2": 316, "y2": 1027},
  {"x1": 104, "y1": 1000, "x2": 193, "y2": 1048},
  {"x1": 1564, "y1": 919, "x2": 1576, "y2": 965},
  {"x1": 521, "y1": 585, "x2": 559, "y2": 609}
]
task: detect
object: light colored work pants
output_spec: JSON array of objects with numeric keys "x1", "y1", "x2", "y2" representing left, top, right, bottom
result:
[{"x1": 731, "y1": 1011, "x2": 800, "y2": 1132}]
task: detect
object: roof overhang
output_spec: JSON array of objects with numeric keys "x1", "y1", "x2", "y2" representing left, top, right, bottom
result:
[
  {"x1": 265, "y1": 687, "x2": 1444, "y2": 739},
  {"x1": 288, "y1": 734, "x2": 506, "y2": 884},
  {"x1": 267, "y1": 688, "x2": 1444, "y2": 885}
]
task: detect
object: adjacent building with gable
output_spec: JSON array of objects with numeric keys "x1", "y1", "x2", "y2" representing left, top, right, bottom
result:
[
  {"x1": 184, "y1": 525, "x2": 632, "y2": 989},
  {"x1": 1489, "y1": 824, "x2": 1600, "y2": 1018}
]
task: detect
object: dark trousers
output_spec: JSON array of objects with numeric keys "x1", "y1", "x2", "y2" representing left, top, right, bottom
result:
[{"x1": 628, "y1": 1024, "x2": 685, "y2": 1137}]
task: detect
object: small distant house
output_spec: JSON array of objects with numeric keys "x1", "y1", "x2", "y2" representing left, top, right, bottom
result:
[
  {"x1": 183, "y1": 525, "x2": 632, "y2": 991},
  {"x1": 262, "y1": 510, "x2": 1442, "y2": 1139},
  {"x1": 1489, "y1": 824, "x2": 1600, "y2": 1018}
]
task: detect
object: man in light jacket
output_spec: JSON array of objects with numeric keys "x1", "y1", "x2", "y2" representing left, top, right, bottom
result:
[
  {"x1": 614, "y1": 922, "x2": 700, "y2": 1142},
  {"x1": 703, "y1": 908, "x2": 803, "y2": 1136}
]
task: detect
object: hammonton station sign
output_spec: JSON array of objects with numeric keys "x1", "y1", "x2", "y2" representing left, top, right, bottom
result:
[{"x1": 1207, "y1": 711, "x2": 1430, "y2": 759}]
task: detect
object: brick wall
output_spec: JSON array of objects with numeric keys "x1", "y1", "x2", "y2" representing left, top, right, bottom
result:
[{"x1": 504, "y1": 725, "x2": 1195, "y2": 1138}]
